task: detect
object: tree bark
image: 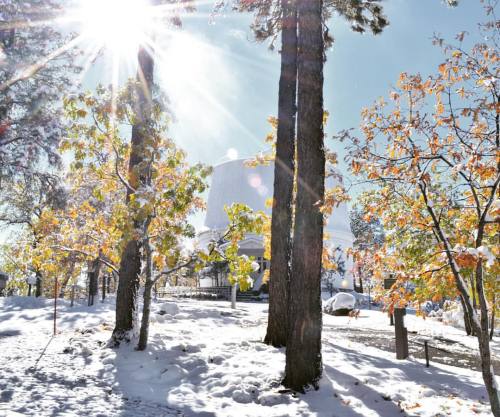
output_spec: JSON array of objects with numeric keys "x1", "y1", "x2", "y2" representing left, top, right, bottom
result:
[
  {"x1": 284, "y1": 0, "x2": 325, "y2": 392},
  {"x1": 423, "y1": 193, "x2": 500, "y2": 416},
  {"x1": 35, "y1": 270, "x2": 42, "y2": 298},
  {"x1": 231, "y1": 284, "x2": 237, "y2": 309},
  {"x1": 475, "y1": 261, "x2": 500, "y2": 416},
  {"x1": 264, "y1": 0, "x2": 297, "y2": 349},
  {"x1": 112, "y1": 46, "x2": 155, "y2": 345},
  {"x1": 88, "y1": 258, "x2": 101, "y2": 307},
  {"x1": 59, "y1": 258, "x2": 76, "y2": 298},
  {"x1": 491, "y1": 294, "x2": 496, "y2": 341},
  {"x1": 460, "y1": 294, "x2": 472, "y2": 336},
  {"x1": 137, "y1": 238, "x2": 153, "y2": 351}
]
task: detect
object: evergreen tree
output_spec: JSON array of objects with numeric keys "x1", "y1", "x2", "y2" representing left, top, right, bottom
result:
[
  {"x1": 237, "y1": 0, "x2": 388, "y2": 349},
  {"x1": 264, "y1": 0, "x2": 297, "y2": 348},
  {"x1": 0, "y1": 0, "x2": 77, "y2": 196},
  {"x1": 283, "y1": 0, "x2": 325, "y2": 391}
]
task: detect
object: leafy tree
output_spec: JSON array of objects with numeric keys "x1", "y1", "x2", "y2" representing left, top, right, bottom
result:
[
  {"x1": 349, "y1": 204, "x2": 385, "y2": 291},
  {"x1": 60, "y1": 81, "x2": 211, "y2": 346},
  {"x1": 0, "y1": 0, "x2": 78, "y2": 221},
  {"x1": 350, "y1": 205, "x2": 385, "y2": 249},
  {"x1": 344, "y1": 13, "x2": 500, "y2": 414}
]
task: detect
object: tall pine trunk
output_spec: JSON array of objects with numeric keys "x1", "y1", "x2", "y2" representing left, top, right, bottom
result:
[
  {"x1": 264, "y1": 0, "x2": 297, "y2": 348},
  {"x1": 112, "y1": 47, "x2": 155, "y2": 345},
  {"x1": 284, "y1": 0, "x2": 325, "y2": 391}
]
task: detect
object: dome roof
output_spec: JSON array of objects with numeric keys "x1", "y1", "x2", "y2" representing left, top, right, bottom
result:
[{"x1": 204, "y1": 159, "x2": 353, "y2": 239}]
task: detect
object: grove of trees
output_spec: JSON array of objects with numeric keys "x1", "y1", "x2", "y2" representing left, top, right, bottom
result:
[{"x1": 0, "y1": 0, "x2": 498, "y2": 415}]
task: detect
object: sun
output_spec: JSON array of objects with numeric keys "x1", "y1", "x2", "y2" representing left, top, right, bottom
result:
[{"x1": 77, "y1": 0, "x2": 154, "y2": 56}]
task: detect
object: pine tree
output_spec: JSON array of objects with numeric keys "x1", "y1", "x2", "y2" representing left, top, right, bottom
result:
[
  {"x1": 237, "y1": 0, "x2": 388, "y2": 350},
  {"x1": 282, "y1": 0, "x2": 325, "y2": 391},
  {"x1": 0, "y1": 0, "x2": 77, "y2": 193},
  {"x1": 264, "y1": 0, "x2": 297, "y2": 348}
]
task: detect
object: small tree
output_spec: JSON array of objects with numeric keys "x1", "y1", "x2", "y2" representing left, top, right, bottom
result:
[
  {"x1": 344, "y1": 13, "x2": 500, "y2": 414},
  {"x1": 61, "y1": 82, "x2": 211, "y2": 345}
]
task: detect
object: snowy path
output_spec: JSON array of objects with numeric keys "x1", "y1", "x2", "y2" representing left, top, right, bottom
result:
[{"x1": 0, "y1": 296, "x2": 497, "y2": 416}]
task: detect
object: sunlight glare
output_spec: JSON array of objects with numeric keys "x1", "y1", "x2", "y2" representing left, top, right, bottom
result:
[{"x1": 78, "y1": 0, "x2": 153, "y2": 55}]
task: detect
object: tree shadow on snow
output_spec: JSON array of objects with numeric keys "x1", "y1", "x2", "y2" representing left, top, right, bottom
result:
[{"x1": 324, "y1": 342, "x2": 486, "y2": 402}]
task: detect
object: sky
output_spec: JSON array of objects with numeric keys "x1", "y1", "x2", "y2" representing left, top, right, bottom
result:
[{"x1": 0, "y1": 0, "x2": 490, "y2": 243}]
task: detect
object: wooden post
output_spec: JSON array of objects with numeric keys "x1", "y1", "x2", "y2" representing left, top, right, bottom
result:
[
  {"x1": 424, "y1": 340, "x2": 430, "y2": 367},
  {"x1": 394, "y1": 307, "x2": 408, "y2": 360}
]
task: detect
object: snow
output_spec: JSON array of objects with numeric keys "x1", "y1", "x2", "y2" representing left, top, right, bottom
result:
[
  {"x1": 157, "y1": 302, "x2": 180, "y2": 316},
  {"x1": 324, "y1": 292, "x2": 356, "y2": 313},
  {"x1": 0, "y1": 296, "x2": 497, "y2": 416}
]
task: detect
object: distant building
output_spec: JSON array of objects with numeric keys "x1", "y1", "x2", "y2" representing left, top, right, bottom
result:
[{"x1": 197, "y1": 159, "x2": 355, "y2": 292}]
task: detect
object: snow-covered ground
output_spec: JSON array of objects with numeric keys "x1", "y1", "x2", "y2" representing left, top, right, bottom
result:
[{"x1": 0, "y1": 296, "x2": 497, "y2": 417}]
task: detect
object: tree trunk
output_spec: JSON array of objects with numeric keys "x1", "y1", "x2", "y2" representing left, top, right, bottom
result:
[
  {"x1": 231, "y1": 284, "x2": 237, "y2": 309},
  {"x1": 475, "y1": 262, "x2": 500, "y2": 416},
  {"x1": 137, "y1": 238, "x2": 153, "y2": 351},
  {"x1": 112, "y1": 46, "x2": 155, "y2": 345},
  {"x1": 284, "y1": 0, "x2": 325, "y2": 392},
  {"x1": 70, "y1": 284, "x2": 75, "y2": 307},
  {"x1": 88, "y1": 258, "x2": 101, "y2": 307},
  {"x1": 490, "y1": 294, "x2": 496, "y2": 341},
  {"x1": 59, "y1": 258, "x2": 76, "y2": 298},
  {"x1": 265, "y1": 0, "x2": 297, "y2": 349},
  {"x1": 102, "y1": 274, "x2": 107, "y2": 302},
  {"x1": 35, "y1": 270, "x2": 42, "y2": 297},
  {"x1": 460, "y1": 294, "x2": 472, "y2": 336}
]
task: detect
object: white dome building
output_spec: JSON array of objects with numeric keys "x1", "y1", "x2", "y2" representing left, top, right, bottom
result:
[{"x1": 197, "y1": 159, "x2": 355, "y2": 292}]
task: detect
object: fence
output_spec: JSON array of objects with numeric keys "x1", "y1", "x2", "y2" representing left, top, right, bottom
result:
[{"x1": 156, "y1": 286, "x2": 232, "y2": 301}]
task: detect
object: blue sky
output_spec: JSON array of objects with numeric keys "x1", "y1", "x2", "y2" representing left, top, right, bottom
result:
[
  {"x1": 134, "y1": 0, "x2": 485, "y2": 229},
  {"x1": 0, "y1": 0, "x2": 489, "y2": 243},
  {"x1": 84, "y1": 0, "x2": 486, "y2": 169},
  {"x1": 160, "y1": 0, "x2": 484, "y2": 167}
]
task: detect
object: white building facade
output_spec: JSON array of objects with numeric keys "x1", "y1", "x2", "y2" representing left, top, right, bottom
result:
[{"x1": 197, "y1": 159, "x2": 355, "y2": 292}]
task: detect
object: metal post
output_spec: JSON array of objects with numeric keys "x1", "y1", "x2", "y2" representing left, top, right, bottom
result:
[
  {"x1": 53, "y1": 277, "x2": 58, "y2": 335},
  {"x1": 424, "y1": 340, "x2": 430, "y2": 367}
]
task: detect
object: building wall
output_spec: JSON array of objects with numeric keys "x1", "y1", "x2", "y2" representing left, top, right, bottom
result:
[{"x1": 198, "y1": 159, "x2": 355, "y2": 291}]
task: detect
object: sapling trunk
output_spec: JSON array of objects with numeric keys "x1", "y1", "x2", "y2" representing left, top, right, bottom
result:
[
  {"x1": 231, "y1": 284, "x2": 237, "y2": 309},
  {"x1": 137, "y1": 238, "x2": 153, "y2": 351}
]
